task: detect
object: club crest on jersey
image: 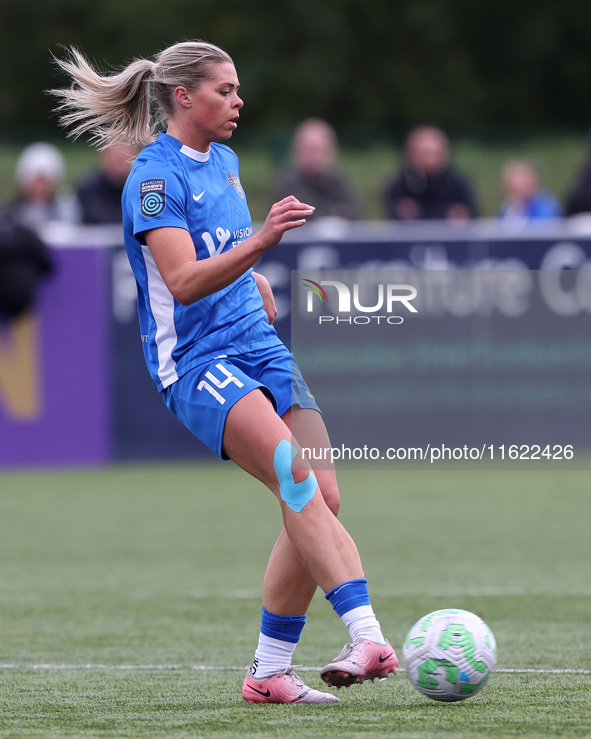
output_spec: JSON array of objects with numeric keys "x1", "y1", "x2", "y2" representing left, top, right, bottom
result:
[
  {"x1": 226, "y1": 172, "x2": 245, "y2": 199},
  {"x1": 140, "y1": 178, "x2": 166, "y2": 217}
]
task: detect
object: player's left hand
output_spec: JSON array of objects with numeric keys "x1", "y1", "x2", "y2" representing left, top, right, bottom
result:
[{"x1": 253, "y1": 271, "x2": 278, "y2": 324}]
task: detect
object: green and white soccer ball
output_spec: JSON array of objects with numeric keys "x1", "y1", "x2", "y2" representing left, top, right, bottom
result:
[{"x1": 402, "y1": 609, "x2": 497, "y2": 701}]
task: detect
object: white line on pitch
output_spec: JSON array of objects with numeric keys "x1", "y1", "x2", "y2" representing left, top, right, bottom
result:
[
  {"x1": 0, "y1": 664, "x2": 588, "y2": 675},
  {"x1": 188, "y1": 587, "x2": 591, "y2": 599}
]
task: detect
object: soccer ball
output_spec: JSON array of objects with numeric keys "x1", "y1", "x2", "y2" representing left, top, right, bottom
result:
[{"x1": 402, "y1": 609, "x2": 497, "y2": 701}]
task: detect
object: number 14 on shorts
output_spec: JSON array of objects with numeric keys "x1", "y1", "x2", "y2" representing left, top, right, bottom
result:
[{"x1": 197, "y1": 363, "x2": 244, "y2": 405}]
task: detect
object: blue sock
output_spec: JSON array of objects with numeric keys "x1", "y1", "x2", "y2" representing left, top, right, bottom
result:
[
  {"x1": 325, "y1": 579, "x2": 386, "y2": 645},
  {"x1": 260, "y1": 606, "x2": 307, "y2": 643},
  {"x1": 251, "y1": 607, "x2": 307, "y2": 679},
  {"x1": 325, "y1": 578, "x2": 371, "y2": 616}
]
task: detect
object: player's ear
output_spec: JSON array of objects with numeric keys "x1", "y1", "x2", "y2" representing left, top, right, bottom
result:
[{"x1": 174, "y1": 86, "x2": 192, "y2": 108}]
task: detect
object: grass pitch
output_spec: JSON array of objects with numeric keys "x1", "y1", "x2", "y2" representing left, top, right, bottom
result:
[{"x1": 0, "y1": 462, "x2": 589, "y2": 738}]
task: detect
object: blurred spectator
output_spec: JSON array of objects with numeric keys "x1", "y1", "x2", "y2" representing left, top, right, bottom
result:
[
  {"x1": 564, "y1": 139, "x2": 591, "y2": 216},
  {"x1": 76, "y1": 144, "x2": 138, "y2": 224},
  {"x1": 498, "y1": 160, "x2": 562, "y2": 224},
  {"x1": 384, "y1": 125, "x2": 478, "y2": 221},
  {"x1": 0, "y1": 221, "x2": 54, "y2": 320},
  {"x1": 273, "y1": 118, "x2": 361, "y2": 220},
  {"x1": 1, "y1": 142, "x2": 80, "y2": 230}
]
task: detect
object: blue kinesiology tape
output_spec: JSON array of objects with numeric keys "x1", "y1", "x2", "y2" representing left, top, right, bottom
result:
[{"x1": 273, "y1": 439, "x2": 317, "y2": 513}]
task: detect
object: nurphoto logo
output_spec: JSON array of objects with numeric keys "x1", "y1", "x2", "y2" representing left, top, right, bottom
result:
[{"x1": 302, "y1": 278, "x2": 418, "y2": 325}]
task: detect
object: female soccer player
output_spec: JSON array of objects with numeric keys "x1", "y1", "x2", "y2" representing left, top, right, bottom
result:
[{"x1": 51, "y1": 40, "x2": 398, "y2": 703}]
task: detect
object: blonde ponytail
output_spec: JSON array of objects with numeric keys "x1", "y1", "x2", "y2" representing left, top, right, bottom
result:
[
  {"x1": 50, "y1": 48, "x2": 158, "y2": 149},
  {"x1": 50, "y1": 41, "x2": 233, "y2": 150}
]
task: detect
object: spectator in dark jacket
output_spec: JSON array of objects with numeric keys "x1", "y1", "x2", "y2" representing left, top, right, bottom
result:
[
  {"x1": 0, "y1": 219, "x2": 54, "y2": 320},
  {"x1": 76, "y1": 144, "x2": 138, "y2": 224},
  {"x1": 564, "y1": 137, "x2": 591, "y2": 216},
  {"x1": 273, "y1": 118, "x2": 361, "y2": 221},
  {"x1": 384, "y1": 125, "x2": 478, "y2": 221}
]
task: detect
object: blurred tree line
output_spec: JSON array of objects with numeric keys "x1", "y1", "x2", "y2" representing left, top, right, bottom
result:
[{"x1": 2, "y1": 0, "x2": 591, "y2": 144}]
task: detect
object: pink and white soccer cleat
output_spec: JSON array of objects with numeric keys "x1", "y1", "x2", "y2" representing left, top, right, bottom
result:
[
  {"x1": 242, "y1": 666, "x2": 340, "y2": 704},
  {"x1": 321, "y1": 639, "x2": 399, "y2": 688}
]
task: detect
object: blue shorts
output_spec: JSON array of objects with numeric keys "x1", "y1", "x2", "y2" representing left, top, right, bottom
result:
[{"x1": 162, "y1": 344, "x2": 320, "y2": 459}]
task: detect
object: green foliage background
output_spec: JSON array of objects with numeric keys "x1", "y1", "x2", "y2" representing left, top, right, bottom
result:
[
  {"x1": 3, "y1": 1, "x2": 591, "y2": 220},
  {"x1": 3, "y1": 0, "x2": 591, "y2": 143}
]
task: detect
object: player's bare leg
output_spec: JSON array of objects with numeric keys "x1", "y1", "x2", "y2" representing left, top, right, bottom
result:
[
  {"x1": 261, "y1": 407, "x2": 340, "y2": 615},
  {"x1": 224, "y1": 391, "x2": 395, "y2": 702},
  {"x1": 224, "y1": 390, "x2": 357, "y2": 703},
  {"x1": 223, "y1": 390, "x2": 363, "y2": 593}
]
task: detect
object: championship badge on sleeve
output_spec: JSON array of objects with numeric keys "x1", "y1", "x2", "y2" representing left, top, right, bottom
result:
[{"x1": 140, "y1": 179, "x2": 167, "y2": 217}]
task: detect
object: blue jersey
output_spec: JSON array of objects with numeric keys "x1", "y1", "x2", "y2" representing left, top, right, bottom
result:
[{"x1": 122, "y1": 132, "x2": 282, "y2": 391}]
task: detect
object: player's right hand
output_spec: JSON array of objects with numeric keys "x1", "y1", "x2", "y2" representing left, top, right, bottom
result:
[{"x1": 257, "y1": 196, "x2": 315, "y2": 250}]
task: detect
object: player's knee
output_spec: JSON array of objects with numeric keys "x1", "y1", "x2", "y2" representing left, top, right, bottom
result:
[
  {"x1": 289, "y1": 465, "x2": 312, "y2": 486},
  {"x1": 273, "y1": 439, "x2": 317, "y2": 513}
]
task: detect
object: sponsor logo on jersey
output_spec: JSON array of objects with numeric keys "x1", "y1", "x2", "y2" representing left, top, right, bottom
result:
[
  {"x1": 140, "y1": 178, "x2": 166, "y2": 217},
  {"x1": 226, "y1": 172, "x2": 245, "y2": 199}
]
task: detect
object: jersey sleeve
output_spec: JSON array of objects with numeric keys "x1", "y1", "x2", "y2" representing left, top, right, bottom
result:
[{"x1": 126, "y1": 160, "x2": 189, "y2": 243}]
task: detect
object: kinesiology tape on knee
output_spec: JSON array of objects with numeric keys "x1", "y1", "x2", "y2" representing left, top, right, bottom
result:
[{"x1": 273, "y1": 439, "x2": 317, "y2": 512}]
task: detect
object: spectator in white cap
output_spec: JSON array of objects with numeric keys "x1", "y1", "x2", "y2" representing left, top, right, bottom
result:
[{"x1": 2, "y1": 142, "x2": 80, "y2": 230}]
